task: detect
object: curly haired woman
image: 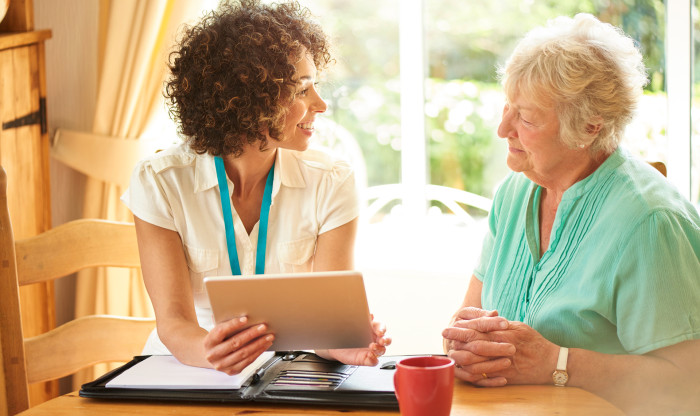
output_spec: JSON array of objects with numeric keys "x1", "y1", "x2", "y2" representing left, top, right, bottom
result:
[{"x1": 121, "y1": 0, "x2": 390, "y2": 374}]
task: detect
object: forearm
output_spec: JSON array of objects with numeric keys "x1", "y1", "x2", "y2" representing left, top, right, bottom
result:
[
  {"x1": 156, "y1": 317, "x2": 211, "y2": 368},
  {"x1": 568, "y1": 347, "x2": 700, "y2": 415},
  {"x1": 134, "y1": 217, "x2": 211, "y2": 367}
]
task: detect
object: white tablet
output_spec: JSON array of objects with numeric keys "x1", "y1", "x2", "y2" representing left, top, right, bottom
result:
[{"x1": 203, "y1": 271, "x2": 374, "y2": 351}]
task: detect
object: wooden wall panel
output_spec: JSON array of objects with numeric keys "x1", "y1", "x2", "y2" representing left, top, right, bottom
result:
[
  {"x1": 0, "y1": 30, "x2": 55, "y2": 406},
  {"x1": 0, "y1": 329, "x2": 8, "y2": 416}
]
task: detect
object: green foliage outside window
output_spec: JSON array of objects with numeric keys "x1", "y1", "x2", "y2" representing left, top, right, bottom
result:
[{"x1": 309, "y1": 0, "x2": 666, "y2": 198}]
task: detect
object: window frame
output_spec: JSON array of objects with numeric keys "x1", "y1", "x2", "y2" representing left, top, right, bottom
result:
[{"x1": 667, "y1": 0, "x2": 692, "y2": 199}]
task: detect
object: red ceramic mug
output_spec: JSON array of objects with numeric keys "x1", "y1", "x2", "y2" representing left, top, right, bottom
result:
[{"x1": 393, "y1": 356, "x2": 455, "y2": 416}]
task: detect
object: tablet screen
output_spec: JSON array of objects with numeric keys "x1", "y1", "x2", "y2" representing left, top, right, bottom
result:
[{"x1": 204, "y1": 271, "x2": 374, "y2": 351}]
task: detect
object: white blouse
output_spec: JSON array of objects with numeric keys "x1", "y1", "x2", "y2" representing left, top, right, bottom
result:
[{"x1": 121, "y1": 143, "x2": 358, "y2": 353}]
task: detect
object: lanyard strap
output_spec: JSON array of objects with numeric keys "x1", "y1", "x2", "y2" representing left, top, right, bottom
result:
[{"x1": 214, "y1": 156, "x2": 274, "y2": 275}]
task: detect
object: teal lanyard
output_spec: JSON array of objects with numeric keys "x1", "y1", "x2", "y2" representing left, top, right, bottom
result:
[{"x1": 214, "y1": 156, "x2": 274, "y2": 275}]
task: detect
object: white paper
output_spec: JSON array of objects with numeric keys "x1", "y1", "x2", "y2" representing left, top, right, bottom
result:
[{"x1": 106, "y1": 351, "x2": 275, "y2": 390}]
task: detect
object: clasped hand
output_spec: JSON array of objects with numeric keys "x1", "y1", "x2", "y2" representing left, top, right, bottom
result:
[{"x1": 442, "y1": 307, "x2": 558, "y2": 386}]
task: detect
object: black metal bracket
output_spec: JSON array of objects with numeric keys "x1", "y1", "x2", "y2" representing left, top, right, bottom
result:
[{"x1": 2, "y1": 97, "x2": 47, "y2": 135}]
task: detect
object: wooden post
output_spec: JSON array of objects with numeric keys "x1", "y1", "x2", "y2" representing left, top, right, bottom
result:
[
  {"x1": 0, "y1": 166, "x2": 32, "y2": 416},
  {"x1": 0, "y1": 0, "x2": 34, "y2": 32},
  {"x1": 0, "y1": 0, "x2": 55, "y2": 407}
]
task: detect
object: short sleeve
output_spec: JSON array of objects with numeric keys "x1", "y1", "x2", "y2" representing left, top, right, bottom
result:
[
  {"x1": 316, "y1": 160, "x2": 359, "y2": 235},
  {"x1": 613, "y1": 210, "x2": 700, "y2": 354},
  {"x1": 120, "y1": 159, "x2": 177, "y2": 231}
]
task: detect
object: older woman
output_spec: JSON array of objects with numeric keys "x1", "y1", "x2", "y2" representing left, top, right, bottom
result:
[
  {"x1": 121, "y1": 0, "x2": 389, "y2": 375},
  {"x1": 442, "y1": 13, "x2": 700, "y2": 415}
]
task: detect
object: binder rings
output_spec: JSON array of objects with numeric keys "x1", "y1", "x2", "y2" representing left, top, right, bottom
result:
[{"x1": 80, "y1": 351, "x2": 404, "y2": 408}]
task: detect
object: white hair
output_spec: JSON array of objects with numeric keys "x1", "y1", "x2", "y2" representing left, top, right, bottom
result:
[{"x1": 498, "y1": 13, "x2": 648, "y2": 153}]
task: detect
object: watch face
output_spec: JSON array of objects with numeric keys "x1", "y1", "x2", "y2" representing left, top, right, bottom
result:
[{"x1": 552, "y1": 370, "x2": 569, "y2": 386}]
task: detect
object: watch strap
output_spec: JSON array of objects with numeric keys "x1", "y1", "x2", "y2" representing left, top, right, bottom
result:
[
  {"x1": 556, "y1": 347, "x2": 568, "y2": 371},
  {"x1": 552, "y1": 347, "x2": 569, "y2": 387}
]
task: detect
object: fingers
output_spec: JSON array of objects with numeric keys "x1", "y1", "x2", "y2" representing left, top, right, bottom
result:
[
  {"x1": 226, "y1": 323, "x2": 273, "y2": 352},
  {"x1": 370, "y1": 317, "x2": 391, "y2": 348},
  {"x1": 455, "y1": 366, "x2": 508, "y2": 387},
  {"x1": 445, "y1": 323, "x2": 516, "y2": 387},
  {"x1": 453, "y1": 357, "x2": 511, "y2": 386},
  {"x1": 454, "y1": 339, "x2": 516, "y2": 357},
  {"x1": 208, "y1": 335, "x2": 274, "y2": 375},
  {"x1": 380, "y1": 336, "x2": 392, "y2": 347},
  {"x1": 474, "y1": 377, "x2": 508, "y2": 387},
  {"x1": 442, "y1": 327, "x2": 489, "y2": 344},
  {"x1": 442, "y1": 317, "x2": 513, "y2": 345},
  {"x1": 322, "y1": 338, "x2": 389, "y2": 366},
  {"x1": 373, "y1": 330, "x2": 391, "y2": 348},
  {"x1": 455, "y1": 307, "x2": 499, "y2": 321},
  {"x1": 448, "y1": 349, "x2": 493, "y2": 366},
  {"x1": 315, "y1": 313, "x2": 392, "y2": 368},
  {"x1": 204, "y1": 316, "x2": 250, "y2": 348},
  {"x1": 444, "y1": 312, "x2": 507, "y2": 348},
  {"x1": 323, "y1": 347, "x2": 378, "y2": 366},
  {"x1": 204, "y1": 318, "x2": 275, "y2": 375},
  {"x1": 371, "y1": 319, "x2": 386, "y2": 334},
  {"x1": 371, "y1": 320, "x2": 386, "y2": 339},
  {"x1": 360, "y1": 349, "x2": 380, "y2": 367},
  {"x1": 448, "y1": 347, "x2": 514, "y2": 366},
  {"x1": 371, "y1": 318, "x2": 390, "y2": 340},
  {"x1": 370, "y1": 341, "x2": 386, "y2": 358},
  {"x1": 364, "y1": 328, "x2": 391, "y2": 363},
  {"x1": 457, "y1": 356, "x2": 512, "y2": 375},
  {"x1": 453, "y1": 316, "x2": 509, "y2": 332}
]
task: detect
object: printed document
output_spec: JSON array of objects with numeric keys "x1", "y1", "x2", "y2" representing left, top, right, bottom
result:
[{"x1": 106, "y1": 351, "x2": 274, "y2": 389}]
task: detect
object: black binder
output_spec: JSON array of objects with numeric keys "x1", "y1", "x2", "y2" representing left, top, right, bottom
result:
[{"x1": 80, "y1": 351, "x2": 403, "y2": 408}]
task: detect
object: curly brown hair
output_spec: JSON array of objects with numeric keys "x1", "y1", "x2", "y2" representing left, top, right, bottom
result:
[{"x1": 164, "y1": 0, "x2": 332, "y2": 157}]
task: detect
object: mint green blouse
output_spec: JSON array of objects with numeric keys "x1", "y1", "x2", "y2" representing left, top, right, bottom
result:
[{"x1": 475, "y1": 148, "x2": 700, "y2": 354}]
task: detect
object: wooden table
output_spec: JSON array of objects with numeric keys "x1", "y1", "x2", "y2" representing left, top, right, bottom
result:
[{"x1": 18, "y1": 382, "x2": 623, "y2": 415}]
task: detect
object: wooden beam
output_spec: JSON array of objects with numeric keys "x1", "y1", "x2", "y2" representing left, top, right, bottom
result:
[{"x1": 0, "y1": 0, "x2": 34, "y2": 32}]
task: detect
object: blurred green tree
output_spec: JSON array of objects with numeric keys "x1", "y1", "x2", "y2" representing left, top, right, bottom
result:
[{"x1": 303, "y1": 0, "x2": 665, "y2": 196}]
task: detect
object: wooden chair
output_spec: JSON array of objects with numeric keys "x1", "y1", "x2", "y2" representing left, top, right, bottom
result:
[
  {"x1": 649, "y1": 161, "x2": 667, "y2": 177},
  {"x1": 0, "y1": 166, "x2": 156, "y2": 416}
]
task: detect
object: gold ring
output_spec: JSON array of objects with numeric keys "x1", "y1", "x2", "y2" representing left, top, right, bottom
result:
[{"x1": 481, "y1": 373, "x2": 488, "y2": 379}]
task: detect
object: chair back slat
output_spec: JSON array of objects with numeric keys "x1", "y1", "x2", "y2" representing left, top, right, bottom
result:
[
  {"x1": 649, "y1": 161, "x2": 667, "y2": 177},
  {"x1": 15, "y1": 219, "x2": 140, "y2": 285},
  {"x1": 24, "y1": 315, "x2": 155, "y2": 383}
]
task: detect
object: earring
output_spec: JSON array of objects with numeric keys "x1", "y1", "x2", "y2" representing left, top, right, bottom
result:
[{"x1": 578, "y1": 144, "x2": 586, "y2": 149}]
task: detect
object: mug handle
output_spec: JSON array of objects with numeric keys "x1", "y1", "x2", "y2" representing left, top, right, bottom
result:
[{"x1": 393, "y1": 372, "x2": 400, "y2": 400}]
